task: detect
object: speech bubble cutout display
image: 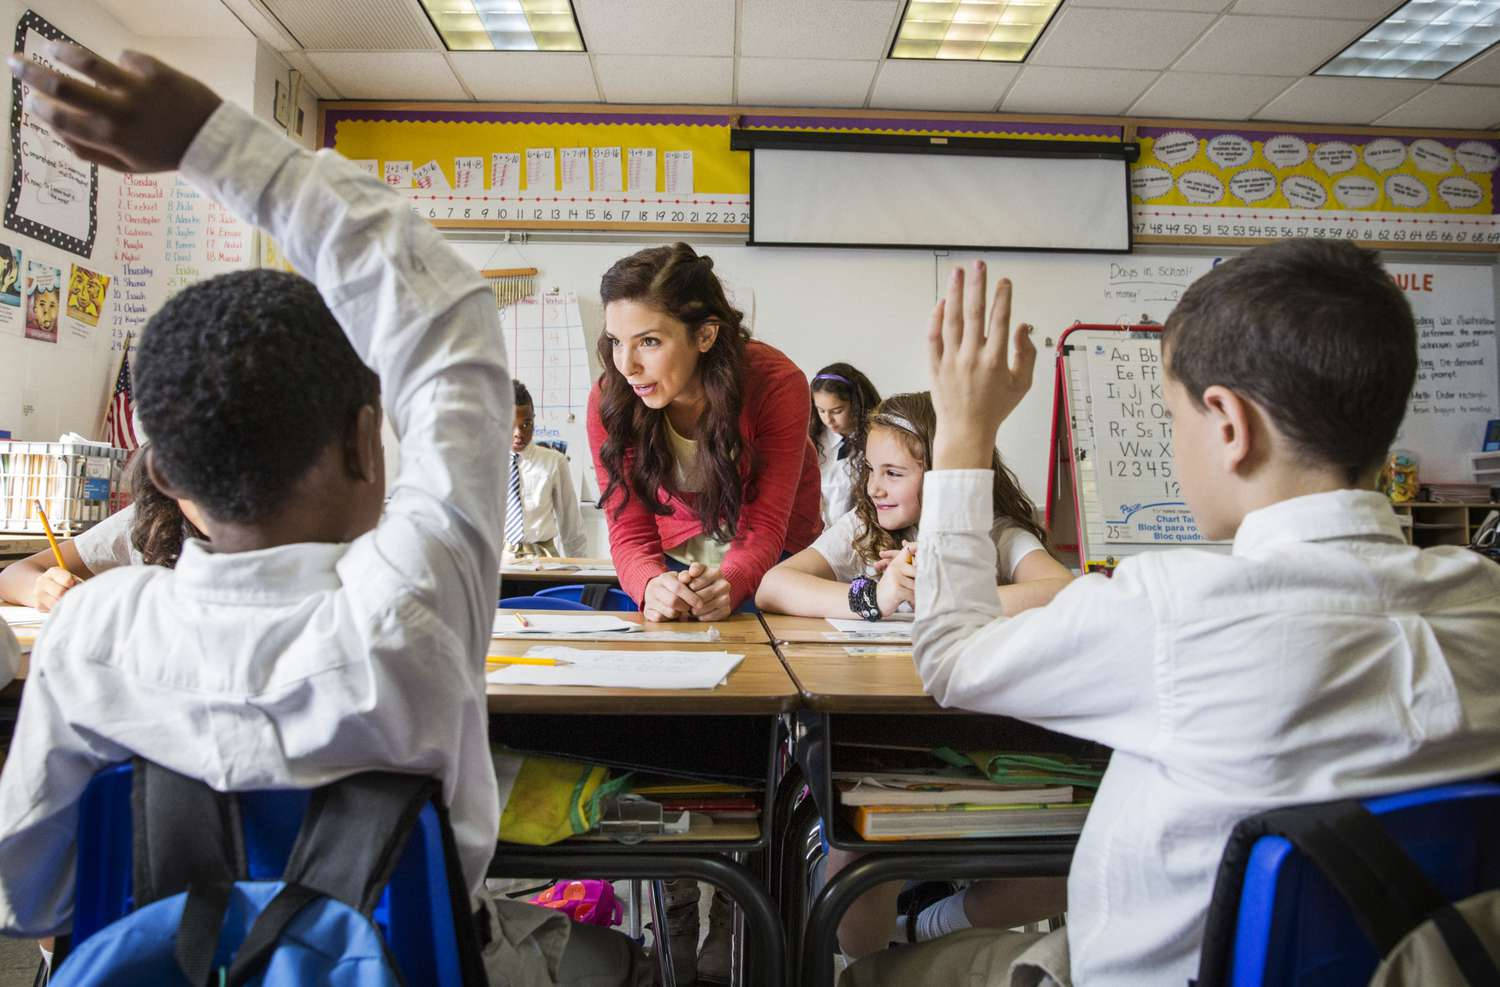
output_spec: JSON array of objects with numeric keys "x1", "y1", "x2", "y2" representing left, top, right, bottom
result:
[
  {"x1": 1332, "y1": 174, "x2": 1379, "y2": 208},
  {"x1": 1206, "y1": 134, "x2": 1253, "y2": 169},
  {"x1": 1281, "y1": 175, "x2": 1327, "y2": 209},
  {"x1": 1264, "y1": 135, "x2": 1309, "y2": 168},
  {"x1": 1131, "y1": 166, "x2": 1173, "y2": 201},
  {"x1": 1364, "y1": 138, "x2": 1406, "y2": 173},
  {"x1": 1455, "y1": 141, "x2": 1499, "y2": 174},
  {"x1": 1385, "y1": 173, "x2": 1429, "y2": 208},
  {"x1": 1410, "y1": 139, "x2": 1456, "y2": 175},
  {"x1": 1229, "y1": 169, "x2": 1276, "y2": 203},
  {"x1": 1313, "y1": 141, "x2": 1357, "y2": 175},
  {"x1": 1437, "y1": 176, "x2": 1483, "y2": 210},
  {"x1": 1152, "y1": 131, "x2": 1200, "y2": 167},
  {"x1": 1177, "y1": 171, "x2": 1226, "y2": 204}
]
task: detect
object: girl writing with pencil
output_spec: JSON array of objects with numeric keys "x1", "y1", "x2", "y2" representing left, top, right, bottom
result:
[
  {"x1": 756, "y1": 391, "x2": 1072, "y2": 619},
  {"x1": 0, "y1": 447, "x2": 204, "y2": 611},
  {"x1": 587, "y1": 242, "x2": 822, "y2": 624}
]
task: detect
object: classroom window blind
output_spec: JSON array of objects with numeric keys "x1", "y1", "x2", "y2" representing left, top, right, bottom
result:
[{"x1": 746, "y1": 141, "x2": 1131, "y2": 252}]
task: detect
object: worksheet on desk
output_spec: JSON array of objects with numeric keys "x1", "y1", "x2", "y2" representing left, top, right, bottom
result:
[
  {"x1": 493, "y1": 613, "x2": 640, "y2": 635},
  {"x1": 485, "y1": 647, "x2": 744, "y2": 689},
  {"x1": 826, "y1": 616, "x2": 913, "y2": 638}
]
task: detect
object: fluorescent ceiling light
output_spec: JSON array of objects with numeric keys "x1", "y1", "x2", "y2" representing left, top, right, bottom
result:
[
  {"x1": 890, "y1": 0, "x2": 1063, "y2": 61},
  {"x1": 1318, "y1": 0, "x2": 1500, "y2": 80},
  {"x1": 419, "y1": 0, "x2": 585, "y2": 52}
]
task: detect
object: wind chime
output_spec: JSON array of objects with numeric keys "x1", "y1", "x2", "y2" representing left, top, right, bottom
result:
[{"x1": 481, "y1": 266, "x2": 538, "y2": 310}]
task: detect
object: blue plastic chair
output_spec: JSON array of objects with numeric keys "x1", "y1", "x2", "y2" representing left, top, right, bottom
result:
[
  {"x1": 69, "y1": 762, "x2": 478, "y2": 986},
  {"x1": 498, "y1": 595, "x2": 592, "y2": 611},
  {"x1": 535, "y1": 584, "x2": 638, "y2": 611},
  {"x1": 1221, "y1": 781, "x2": 1500, "y2": 986}
]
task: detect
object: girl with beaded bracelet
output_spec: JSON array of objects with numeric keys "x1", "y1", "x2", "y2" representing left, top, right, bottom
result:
[{"x1": 756, "y1": 390, "x2": 1071, "y2": 620}]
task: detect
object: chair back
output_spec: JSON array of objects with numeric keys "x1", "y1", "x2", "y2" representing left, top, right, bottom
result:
[
  {"x1": 498, "y1": 595, "x2": 593, "y2": 611},
  {"x1": 535, "y1": 584, "x2": 638, "y2": 611}
]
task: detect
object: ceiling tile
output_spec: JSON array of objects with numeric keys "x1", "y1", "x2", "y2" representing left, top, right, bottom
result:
[
  {"x1": 574, "y1": 0, "x2": 734, "y2": 56},
  {"x1": 97, "y1": 0, "x2": 249, "y2": 37},
  {"x1": 869, "y1": 60, "x2": 1020, "y2": 111},
  {"x1": 737, "y1": 58, "x2": 879, "y2": 107},
  {"x1": 1448, "y1": 47, "x2": 1500, "y2": 86},
  {"x1": 1173, "y1": 15, "x2": 1369, "y2": 75},
  {"x1": 1228, "y1": 0, "x2": 1400, "y2": 17},
  {"x1": 1031, "y1": 8, "x2": 1216, "y2": 69},
  {"x1": 1069, "y1": 0, "x2": 1230, "y2": 9},
  {"x1": 305, "y1": 51, "x2": 467, "y2": 100},
  {"x1": 1375, "y1": 84, "x2": 1500, "y2": 129},
  {"x1": 447, "y1": 52, "x2": 599, "y2": 101},
  {"x1": 739, "y1": 0, "x2": 901, "y2": 60},
  {"x1": 1000, "y1": 66, "x2": 1159, "y2": 115},
  {"x1": 1253, "y1": 76, "x2": 1429, "y2": 124},
  {"x1": 261, "y1": 0, "x2": 439, "y2": 50},
  {"x1": 593, "y1": 54, "x2": 733, "y2": 103},
  {"x1": 1129, "y1": 71, "x2": 1292, "y2": 120}
]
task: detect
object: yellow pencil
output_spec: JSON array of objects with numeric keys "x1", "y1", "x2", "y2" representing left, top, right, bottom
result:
[
  {"x1": 513, "y1": 612, "x2": 531, "y2": 628},
  {"x1": 34, "y1": 500, "x2": 72, "y2": 576},
  {"x1": 486, "y1": 654, "x2": 571, "y2": 667}
]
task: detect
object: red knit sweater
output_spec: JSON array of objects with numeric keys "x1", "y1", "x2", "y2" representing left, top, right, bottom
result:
[{"x1": 587, "y1": 340, "x2": 823, "y2": 608}]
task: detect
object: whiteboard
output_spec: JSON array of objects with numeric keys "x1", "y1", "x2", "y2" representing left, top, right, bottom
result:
[{"x1": 750, "y1": 148, "x2": 1130, "y2": 251}]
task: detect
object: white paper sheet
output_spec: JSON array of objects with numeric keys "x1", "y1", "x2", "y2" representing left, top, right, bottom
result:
[
  {"x1": 1, "y1": 605, "x2": 45, "y2": 627},
  {"x1": 486, "y1": 647, "x2": 744, "y2": 689},
  {"x1": 493, "y1": 613, "x2": 640, "y2": 635},
  {"x1": 627, "y1": 148, "x2": 657, "y2": 192},
  {"x1": 826, "y1": 617, "x2": 913, "y2": 638},
  {"x1": 560, "y1": 148, "x2": 591, "y2": 193},
  {"x1": 664, "y1": 150, "x2": 694, "y2": 194},
  {"x1": 592, "y1": 147, "x2": 623, "y2": 192},
  {"x1": 492, "y1": 153, "x2": 522, "y2": 193},
  {"x1": 526, "y1": 148, "x2": 557, "y2": 192}
]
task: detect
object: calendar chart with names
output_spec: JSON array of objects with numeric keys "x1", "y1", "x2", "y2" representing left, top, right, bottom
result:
[{"x1": 499, "y1": 292, "x2": 591, "y2": 415}]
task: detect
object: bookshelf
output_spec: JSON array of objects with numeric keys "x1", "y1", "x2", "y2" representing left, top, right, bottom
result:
[{"x1": 1390, "y1": 502, "x2": 1500, "y2": 548}]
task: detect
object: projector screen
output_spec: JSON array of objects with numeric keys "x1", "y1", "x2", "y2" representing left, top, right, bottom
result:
[{"x1": 750, "y1": 146, "x2": 1131, "y2": 252}]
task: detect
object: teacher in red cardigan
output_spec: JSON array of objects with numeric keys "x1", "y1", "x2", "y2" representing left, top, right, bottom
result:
[{"x1": 587, "y1": 243, "x2": 822, "y2": 622}]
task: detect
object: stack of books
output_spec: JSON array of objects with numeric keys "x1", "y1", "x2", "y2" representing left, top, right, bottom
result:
[{"x1": 836, "y1": 771, "x2": 1092, "y2": 841}]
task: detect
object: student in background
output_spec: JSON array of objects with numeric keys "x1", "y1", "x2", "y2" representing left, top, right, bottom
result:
[
  {"x1": 506, "y1": 380, "x2": 586, "y2": 558},
  {"x1": 809, "y1": 363, "x2": 880, "y2": 526},
  {"x1": 845, "y1": 250, "x2": 1500, "y2": 986},
  {"x1": 587, "y1": 242, "x2": 822, "y2": 623},
  {"x1": 0, "y1": 46, "x2": 646, "y2": 986},
  {"x1": 0, "y1": 447, "x2": 204, "y2": 611},
  {"x1": 756, "y1": 391, "x2": 1071, "y2": 620}
]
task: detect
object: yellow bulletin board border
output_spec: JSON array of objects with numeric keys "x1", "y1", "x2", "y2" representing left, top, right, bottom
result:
[{"x1": 1125, "y1": 117, "x2": 1500, "y2": 252}]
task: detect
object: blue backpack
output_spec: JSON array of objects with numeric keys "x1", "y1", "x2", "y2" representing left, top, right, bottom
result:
[{"x1": 53, "y1": 761, "x2": 480, "y2": 986}]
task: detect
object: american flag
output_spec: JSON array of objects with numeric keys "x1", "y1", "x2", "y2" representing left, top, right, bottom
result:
[{"x1": 101, "y1": 339, "x2": 138, "y2": 451}]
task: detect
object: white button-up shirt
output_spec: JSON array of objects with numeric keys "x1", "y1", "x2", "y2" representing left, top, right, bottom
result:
[
  {"x1": 818, "y1": 428, "x2": 856, "y2": 527},
  {"x1": 510, "y1": 443, "x2": 586, "y2": 555},
  {"x1": 0, "y1": 101, "x2": 511, "y2": 936},
  {"x1": 914, "y1": 474, "x2": 1500, "y2": 986}
]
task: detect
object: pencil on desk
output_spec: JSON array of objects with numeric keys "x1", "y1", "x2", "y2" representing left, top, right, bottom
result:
[
  {"x1": 34, "y1": 500, "x2": 72, "y2": 577},
  {"x1": 513, "y1": 612, "x2": 531, "y2": 628},
  {"x1": 486, "y1": 654, "x2": 571, "y2": 667}
]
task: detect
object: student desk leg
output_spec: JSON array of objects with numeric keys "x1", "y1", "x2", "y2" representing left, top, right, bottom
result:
[{"x1": 488, "y1": 851, "x2": 786, "y2": 987}]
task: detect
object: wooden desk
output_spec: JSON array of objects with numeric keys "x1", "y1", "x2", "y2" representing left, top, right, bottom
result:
[
  {"x1": 774, "y1": 642, "x2": 939, "y2": 713},
  {"x1": 760, "y1": 612, "x2": 912, "y2": 645},
  {"x1": 0, "y1": 535, "x2": 49, "y2": 563},
  {"x1": 487, "y1": 642, "x2": 795, "y2": 714},
  {"x1": 494, "y1": 610, "x2": 769, "y2": 645},
  {"x1": 500, "y1": 557, "x2": 617, "y2": 585}
]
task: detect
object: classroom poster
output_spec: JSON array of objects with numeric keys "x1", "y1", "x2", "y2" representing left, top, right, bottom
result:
[
  {"x1": 64, "y1": 262, "x2": 109, "y2": 345},
  {"x1": 0, "y1": 242, "x2": 21, "y2": 336},
  {"x1": 23, "y1": 258, "x2": 60, "y2": 343},
  {"x1": 1132, "y1": 125, "x2": 1500, "y2": 249},
  {"x1": 3, "y1": 11, "x2": 99, "y2": 257}
]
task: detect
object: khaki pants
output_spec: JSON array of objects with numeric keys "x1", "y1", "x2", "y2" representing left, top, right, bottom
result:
[
  {"x1": 509, "y1": 538, "x2": 563, "y2": 560},
  {"x1": 840, "y1": 927, "x2": 1071, "y2": 987}
]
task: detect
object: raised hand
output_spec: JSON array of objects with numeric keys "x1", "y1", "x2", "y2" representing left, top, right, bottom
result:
[
  {"x1": 927, "y1": 261, "x2": 1036, "y2": 471},
  {"x1": 8, "y1": 41, "x2": 221, "y2": 173}
]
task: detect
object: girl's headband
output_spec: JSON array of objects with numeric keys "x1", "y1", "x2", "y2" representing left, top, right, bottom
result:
[
  {"x1": 871, "y1": 413, "x2": 918, "y2": 436},
  {"x1": 813, "y1": 372, "x2": 851, "y2": 385}
]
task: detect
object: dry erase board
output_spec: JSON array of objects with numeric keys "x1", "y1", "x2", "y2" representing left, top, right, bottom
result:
[{"x1": 1049, "y1": 325, "x2": 1230, "y2": 570}]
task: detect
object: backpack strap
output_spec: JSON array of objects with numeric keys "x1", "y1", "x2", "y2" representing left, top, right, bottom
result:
[
  {"x1": 130, "y1": 757, "x2": 246, "y2": 907},
  {"x1": 223, "y1": 772, "x2": 439, "y2": 987},
  {"x1": 581, "y1": 583, "x2": 610, "y2": 610},
  {"x1": 1195, "y1": 798, "x2": 1495, "y2": 987}
]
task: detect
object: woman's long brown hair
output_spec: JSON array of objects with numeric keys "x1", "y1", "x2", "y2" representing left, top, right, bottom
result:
[
  {"x1": 126, "y1": 443, "x2": 205, "y2": 567},
  {"x1": 595, "y1": 243, "x2": 753, "y2": 542},
  {"x1": 850, "y1": 391, "x2": 1048, "y2": 570}
]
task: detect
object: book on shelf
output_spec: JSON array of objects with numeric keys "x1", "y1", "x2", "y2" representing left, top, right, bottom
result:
[
  {"x1": 834, "y1": 773, "x2": 1073, "y2": 808},
  {"x1": 848, "y1": 801, "x2": 1092, "y2": 841}
]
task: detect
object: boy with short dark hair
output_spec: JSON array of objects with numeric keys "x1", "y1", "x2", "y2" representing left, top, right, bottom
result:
[
  {"x1": 507, "y1": 380, "x2": 587, "y2": 558},
  {"x1": 0, "y1": 44, "x2": 644, "y2": 985},
  {"x1": 846, "y1": 243, "x2": 1500, "y2": 986}
]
